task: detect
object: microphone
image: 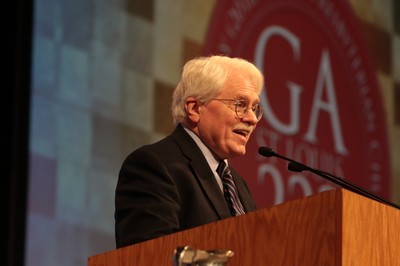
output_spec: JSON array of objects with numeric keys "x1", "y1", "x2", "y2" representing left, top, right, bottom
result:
[{"x1": 258, "y1": 147, "x2": 400, "y2": 210}]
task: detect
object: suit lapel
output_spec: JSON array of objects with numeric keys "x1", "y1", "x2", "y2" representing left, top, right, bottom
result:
[
  {"x1": 230, "y1": 168, "x2": 256, "y2": 212},
  {"x1": 171, "y1": 125, "x2": 232, "y2": 219}
]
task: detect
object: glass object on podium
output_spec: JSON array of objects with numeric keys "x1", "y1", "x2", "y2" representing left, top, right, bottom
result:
[{"x1": 173, "y1": 245, "x2": 234, "y2": 266}]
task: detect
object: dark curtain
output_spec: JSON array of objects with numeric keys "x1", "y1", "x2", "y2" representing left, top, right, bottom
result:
[{"x1": 3, "y1": 0, "x2": 33, "y2": 265}]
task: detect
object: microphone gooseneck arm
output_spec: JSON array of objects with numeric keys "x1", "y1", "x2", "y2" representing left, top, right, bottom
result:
[{"x1": 258, "y1": 147, "x2": 400, "y2": 210}]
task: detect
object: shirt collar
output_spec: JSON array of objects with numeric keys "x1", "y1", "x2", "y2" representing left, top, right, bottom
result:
[{"x1": 183, "y1": 126, "x2": 227, "y2": 191}]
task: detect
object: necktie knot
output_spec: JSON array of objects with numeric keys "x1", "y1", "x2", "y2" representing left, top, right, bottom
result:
[
  {"x1": 216, "y1": 160, "x2": 230, "y2": 180},
  {"x1": 216, "y1": 161, "x2": 245, "y2": 216}
]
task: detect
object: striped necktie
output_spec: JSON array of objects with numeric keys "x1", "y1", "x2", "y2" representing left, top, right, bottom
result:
[{"x1": 216, "y1": 161, "x2": 245, "y2": 216}]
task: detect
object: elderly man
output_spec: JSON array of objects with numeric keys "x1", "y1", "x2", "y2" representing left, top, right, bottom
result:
[{"x1": 115, "y1": 55, "x2": 264, "y2": 248}]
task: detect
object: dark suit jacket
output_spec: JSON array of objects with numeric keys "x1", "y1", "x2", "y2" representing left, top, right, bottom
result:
[{"x1": 115, "y1": 124, "x2": 257, "y2": 248}]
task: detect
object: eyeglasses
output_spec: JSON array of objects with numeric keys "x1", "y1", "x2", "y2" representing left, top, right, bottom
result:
[{"x1": 212, "y1": 99, "x2": 264, "y2": 121}]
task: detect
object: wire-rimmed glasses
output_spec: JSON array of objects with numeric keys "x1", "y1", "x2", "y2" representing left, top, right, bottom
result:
[{"x1": 212, "y1": 99, "x2": 264, "y2": 121}]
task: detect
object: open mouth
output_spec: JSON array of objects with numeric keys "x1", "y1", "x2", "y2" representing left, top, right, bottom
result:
[{"x1": 233, "y1": 129, "x2": 250, "y2": 138}]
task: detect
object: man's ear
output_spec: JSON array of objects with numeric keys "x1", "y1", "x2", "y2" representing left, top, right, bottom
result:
[{"x1": 185, "y1": 97, "x2": 201, "y2": 123}]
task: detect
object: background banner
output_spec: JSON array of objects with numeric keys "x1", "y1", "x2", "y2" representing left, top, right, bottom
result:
[{"x1": 203, "y1": 0, "x2": 391, "y2": 208}]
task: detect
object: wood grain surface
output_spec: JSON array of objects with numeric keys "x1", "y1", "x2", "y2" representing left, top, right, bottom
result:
[{"x1": 88, "y1": 189, "x2": 400, "y2": 266}]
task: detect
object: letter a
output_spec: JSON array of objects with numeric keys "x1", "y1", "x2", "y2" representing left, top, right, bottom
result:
[{"x1": 304, "y1": 49, "x2": 348, "y2": 155}]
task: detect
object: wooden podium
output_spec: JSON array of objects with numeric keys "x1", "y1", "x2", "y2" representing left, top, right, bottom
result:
[{"x1": 88, "y1": 189, "x2": 400, "y2": 265}]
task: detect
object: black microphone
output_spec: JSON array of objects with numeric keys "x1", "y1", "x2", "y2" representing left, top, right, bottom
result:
[{"x1": 258, "y1": 147, "x2": 400, "y2": 210}]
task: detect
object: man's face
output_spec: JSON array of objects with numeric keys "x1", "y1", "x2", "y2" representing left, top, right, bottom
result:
[{"x1": 197, "y1": 73, "x2": 261, "y2": 159}]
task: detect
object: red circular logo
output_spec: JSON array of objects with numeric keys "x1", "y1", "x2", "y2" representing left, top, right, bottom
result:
[{"x1": 203, "y1": 0, "x2": 391, "y2": 208}]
